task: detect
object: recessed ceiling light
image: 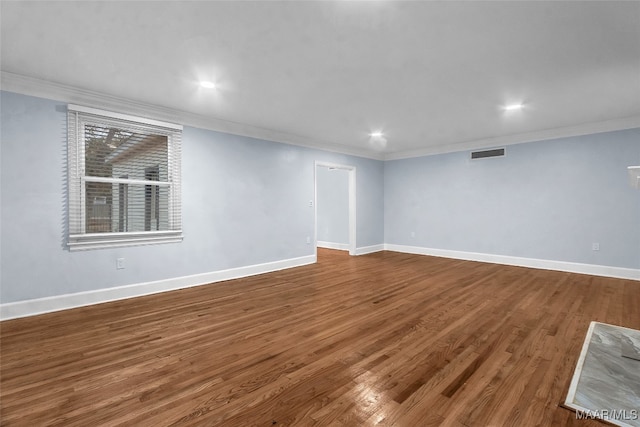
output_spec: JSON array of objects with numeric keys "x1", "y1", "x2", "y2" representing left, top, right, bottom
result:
[
  {"x1": 368, "y1": 131, "x2": 387, "y2": 151},
  {"x1": 199, "y1": 81, "x2": 216, "y2": 89},
  {"x1": 504, "y1": 103, "x2": 524, "y2": 111}
]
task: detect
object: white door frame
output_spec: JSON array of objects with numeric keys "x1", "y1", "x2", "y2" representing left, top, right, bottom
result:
[{"x1": 314, "y1": 161, "x2": 356, "y2": 256}]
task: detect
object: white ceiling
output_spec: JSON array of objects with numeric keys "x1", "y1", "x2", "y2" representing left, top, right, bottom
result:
[{"x1": 2, "y1": 1, "x2": 639, "y2": 160}]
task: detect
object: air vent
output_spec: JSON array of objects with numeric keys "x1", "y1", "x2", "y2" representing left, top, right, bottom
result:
[{"x1": 471, "y1": 148, "x2": 505, "y2": 160}]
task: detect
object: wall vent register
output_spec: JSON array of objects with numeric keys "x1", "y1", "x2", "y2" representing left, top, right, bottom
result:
[{"x1": 471, "y1": 148, "x2": 505, "y2": 160}]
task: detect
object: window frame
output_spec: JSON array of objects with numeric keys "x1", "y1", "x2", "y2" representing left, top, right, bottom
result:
[{"x1": 67, "y1": 104, "x2": 183, "y2": 251}]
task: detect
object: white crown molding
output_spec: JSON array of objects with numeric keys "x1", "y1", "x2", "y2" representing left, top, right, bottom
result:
[
  {"x1": 0, "y1": 71, "x2": 384, "y2": 161},
  {"x1": 3, "y1": 71, "x2": 639, "y2": 162},
  {"x1": 0, "y1": 254, "x2": 316, "y2": 321},
  {"x1": 384, "y1": 115, "x2": 640, "y2": 160},
  {"x1": 384, "y1": 244, "x2": 640, "y2": 281}
]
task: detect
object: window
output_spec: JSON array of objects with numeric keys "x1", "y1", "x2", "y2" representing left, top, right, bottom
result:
[{"x1": 68, "y1": 105, "x2": 182, "y2": 250}]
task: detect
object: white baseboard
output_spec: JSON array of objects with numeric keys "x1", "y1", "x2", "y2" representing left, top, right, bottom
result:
[
  {"x1": 317, "y1": 241, "x2": 350, "y2": 251},
  {"x1": 317, "y1": 241, "x2": 385, "y2": 256},
  {"x1": 0, "y1": 255, "x2": 316, "y2": 321},
  {"x1": 384, "y1": 244, "x2": 640, "y2": 281},
  {"x1": 4, "y1": 244, "x2": 636, "y2": 321},
  {"x1": 356, "y1": 244, "x2": 385, "y2": 256}
]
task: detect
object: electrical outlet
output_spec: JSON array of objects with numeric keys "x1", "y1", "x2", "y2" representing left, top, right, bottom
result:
[
  {"x1": 306, "y1": 236, "x2": 311, "y2": 244},
  {"x1": 116, "y1": 258, "x2": 125, "y2": 269},
  {"x1": 308, "y1": 200, "x2": 313, "y2": 207},
  {"x1": 410, "y1": 231, "x2": 416, "y2": 238},
  {"x1": 592, "y1": 243, "x2": 600, "y2": 251}
]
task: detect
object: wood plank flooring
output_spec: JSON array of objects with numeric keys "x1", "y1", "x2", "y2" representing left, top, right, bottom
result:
[{"x1": 1, "y1": 249, "x2": 638, "y2": 426}]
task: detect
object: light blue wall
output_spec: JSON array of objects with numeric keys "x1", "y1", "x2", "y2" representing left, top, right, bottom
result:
[
  {"x1": 385, "y1": 129, "x2": 640, "y2": 269},
  {"x1": 0, "y1": 91, "x2": 384, "y2": 303},
  {"x1": 316, "y1": 166, "x2": 349, "y2": 245},
  {"x1": 2, "y1": 90, "x2": 637, "y2": 305}
]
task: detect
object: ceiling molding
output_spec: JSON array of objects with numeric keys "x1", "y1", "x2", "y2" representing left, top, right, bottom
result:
[
  {"x1": 383, "y1": 115, "x2": 640, "y2": 161},
  {"x1": 0, "y1": 71, "x2": 384, "y2": 161},
  {"x1": 2, "y1": 71, "x2": 638, "y2": 163}
]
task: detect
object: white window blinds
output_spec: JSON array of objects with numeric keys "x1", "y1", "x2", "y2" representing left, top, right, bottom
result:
[{"x1": 68, "y1": 105, "x2": 183, "y2": 250}]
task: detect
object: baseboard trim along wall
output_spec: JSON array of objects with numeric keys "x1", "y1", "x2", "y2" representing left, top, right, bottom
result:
[
  {"x1": 3, "y1": 244, "x2": 637, "y2": 321},
  {"x1": 356, "y1": 244, "x2": 385, "y2": 256},
  {"x1": 316, "y1": 242, "x2": 385, "y2": 255},
  {"x1": 0, "y1": 255, "x2": 316, "y2": 321},
  {"x1": 317, "y1": 241, "x2": 350, "y2": 251},
  {"x1": 384, "y1": 244, "x2": 640, "y2": 281}
]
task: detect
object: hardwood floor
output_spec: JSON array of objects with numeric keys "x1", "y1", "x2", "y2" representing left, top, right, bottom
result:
[{"x1": 1, "y1": 249, "x2": 638, "y2": 426}]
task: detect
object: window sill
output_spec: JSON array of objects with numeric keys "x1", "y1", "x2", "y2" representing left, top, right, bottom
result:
[{"x1": 68, "y1": 231, "x2": 183, "y2": 251}]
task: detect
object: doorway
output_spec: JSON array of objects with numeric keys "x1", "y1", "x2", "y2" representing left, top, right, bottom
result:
[{"x1": 314, "y1": 162, "x2": 356, "y2": 256}]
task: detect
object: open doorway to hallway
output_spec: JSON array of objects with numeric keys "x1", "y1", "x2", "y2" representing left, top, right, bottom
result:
[{"x1": 314, "y1": 162, "x2": 356, "y2": 256}]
